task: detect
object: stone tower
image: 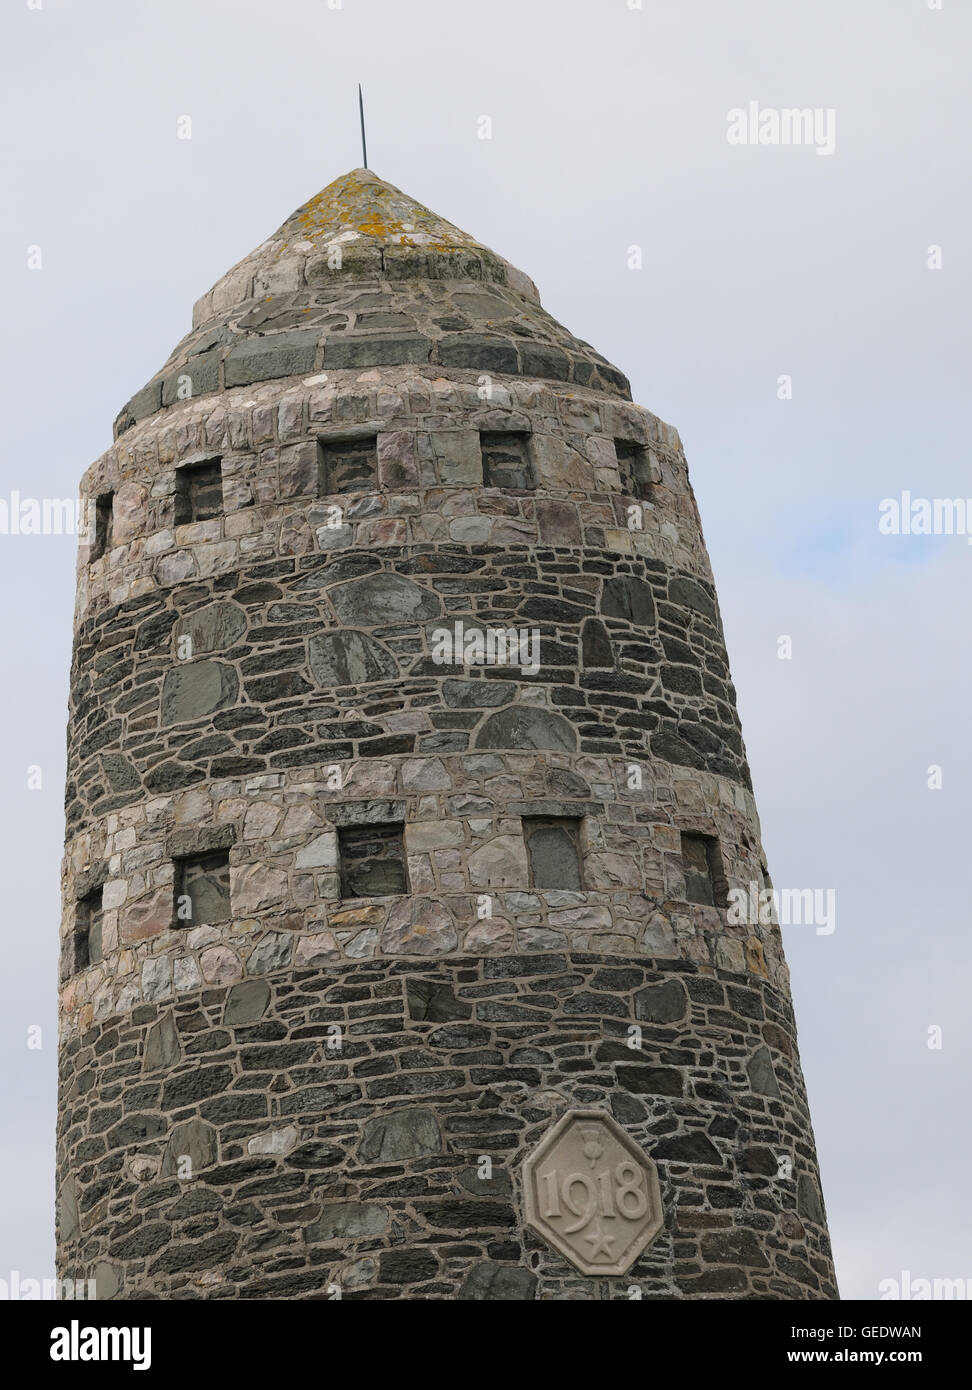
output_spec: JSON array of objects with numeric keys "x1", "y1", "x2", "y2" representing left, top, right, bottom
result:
[{"x1": 58, "y1": 169, "x2": 836, "y2": 1300}]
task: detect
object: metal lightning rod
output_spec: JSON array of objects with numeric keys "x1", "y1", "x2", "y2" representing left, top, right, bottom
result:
[{"x1": 358, "y1": 84, "x2": 368, "y2": 169}]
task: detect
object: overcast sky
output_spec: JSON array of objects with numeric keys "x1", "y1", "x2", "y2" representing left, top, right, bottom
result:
[{"x1": 1, "y1": 0, "x2": 969, "y2": 1300}]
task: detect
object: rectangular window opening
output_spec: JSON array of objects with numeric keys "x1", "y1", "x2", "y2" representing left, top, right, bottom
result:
[
  {"x1": 175, "y1": 458, "x2": 223, "y2": 525},
  {"x1": 318, "y1": 436, "x2": 378, "y2": 495},
  {"x1": 480, "y1": 431, "x2": 535, "y2": 490},
  {"x1": 74, "y1": 887, "x2": 104, "y2": 972},
  {"x1": 680, "y1": 832, "x2": 728, "y2": 908},
  {"x1": 523, "y1": 815, "x2": 583, "y2": 891},
  {"x1": 338, "y1": 823, "x2": 408, "y2": 898},
  {"x1": 174, "y1": 850, "x2": 231, "y2": 926},
  {"x1": 90, "y1": 492, "x2": 114, "y2": 560},
  {"x1": 615, "y1": 439, "x2": 654, "y2": 502}
]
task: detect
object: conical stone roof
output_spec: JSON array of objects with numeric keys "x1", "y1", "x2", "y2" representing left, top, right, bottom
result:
[{"x1": 114, "y1": 169, "x2": 631, "y2": 437}]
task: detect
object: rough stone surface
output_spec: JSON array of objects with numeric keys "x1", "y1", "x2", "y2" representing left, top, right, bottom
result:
[
  {"x1": 56, "y1": 955, "x2": 836, "y2": 1299},
  {"x1": 160, "y1": 1117, "x2": 216, "y2": 1177},
  {"x1": 308, "y1": 630, "x2": 398, "y2": 687},
  {"x1": 160, "y1": 661, "x2": 239, "y2": 726},
  {"x1": 176, "y1": 602, "x2": 247, "y2": 655},
  {"x1": 223, "y1": 979, "x2": 270, "y2": 1026},
  {"x1": 634, "y1": 979, "x2": 688, "y2": 1025},
  {"x1": 747, "y1": 1045, "x2": 781, "y2": 1098},
  {"x1": 358, "y1": 1107, "x2": 442, "y2": 1164},
  {"x1": 459, "y1": 1262, "x2": 538, "y2": 1301},
  {"x1": 476, "y1": 707, "x2": 577, "y2": 753}
]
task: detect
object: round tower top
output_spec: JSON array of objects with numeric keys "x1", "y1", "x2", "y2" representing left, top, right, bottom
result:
[
  {"x1": 210, "y1": 166, "x2": 534, "y2": 298},
  {"x1": 113, "y1": 168, "x2": 631, "y2": 439}
]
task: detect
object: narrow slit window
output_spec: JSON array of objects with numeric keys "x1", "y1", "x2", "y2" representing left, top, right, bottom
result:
[
  {"x1": 480, "y1": 431, "x2": 535, "y2": 490},
  {"x1": 90, "y1": 492, "x2": 114, "y2": 560},
  {"x1": 318, "y1": 436, "x2": 378, "y2": 494},
  {"x1": 680, "y1": 832, "x2": 727, "y2": 908},
  {"x1": 338, "y1": 823, "x2": 408, "y2": 898},
  {"x1": 523, "y1": 816, "x2": 583, "y2": 891},
  {"x1": 74, "y1": 887, "x2": 104, "y2": 971},
  {"x1": 175, "y1": 850, "x2": 231, "y2": 926},
  {"x1": 615, "y1": 439, "x2": 654, "y2": 501},
  {"x1": 175, "y1": 459, "x2": 223, "y2": 525}
]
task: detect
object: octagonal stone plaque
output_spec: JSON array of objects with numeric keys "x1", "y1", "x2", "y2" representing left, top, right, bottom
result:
[{"x1": 522, "y1": 1109, "x2": 663, "y2": 1276}]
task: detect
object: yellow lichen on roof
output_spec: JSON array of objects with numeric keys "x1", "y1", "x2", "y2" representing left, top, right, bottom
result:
[{"x1": 273, "y1": 168, "x2": 486, "y2": 259}]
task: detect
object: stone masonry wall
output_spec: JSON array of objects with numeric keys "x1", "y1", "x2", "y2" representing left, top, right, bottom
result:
[
  {"x1": 62, "y1": 370, "x2": 776, "y2": 1036},
  {"x1": 60, "y1": 360, "x2": 835, "y2": 1299},
  {"x1": 57, "y1": 953, "x2": 836, "y2": 1300}
]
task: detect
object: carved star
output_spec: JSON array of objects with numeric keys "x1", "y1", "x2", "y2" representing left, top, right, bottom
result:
[{"x1": 581, "y1": 1224, "x2": 616, "y2": 1260}]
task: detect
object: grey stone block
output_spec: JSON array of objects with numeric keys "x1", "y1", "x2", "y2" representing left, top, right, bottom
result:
[
  {"x1": 101, "y1": 753, "x2": 140, "y2": 791},
  {"x1": 307, "y1": 1202, "x2": 389, "y2": 1242},
  {"x1": 160, "y1": 661, "x2": 239, "y2": 726},
  {"x1": 143, "y1": 1013, "x2": 181, "y2": 1072},
  {"x1": 358, "y1": 1107, "x2": 442, "y2": 1163},
  {"x1": 161, "y1": 1117, "x2": 216, "y2": 1177},
  {"x1": 601, "y1": 575, "x2": 656, "y2": 627},
  {"x1": 458, "y1": 1262, "x2": 537, "y2": 1301},
  {"x1": 328, "y1": 799, "x2": 406, "y2": 828},
  {"x1": 166, "y1": 822, "x2": 237, "y2": 859},
  {"x1": 439, "y1": 333, "x2": 519, "y2": 373},
  {"x1": 92, "y1": 1261, "x2": 122, "y2": 1300},
  {"x1": 329, "y1": 572, "x2": 440, "y2": 626},
  {"x1": 510, "y1": 799, "x2": 597, "y2": 819},
  {"x1": 175, "y1": 602, "x2": 247, "y2": 656},
  {"x1": 634, "y1": 978, "x2": 688, "y2": 1024},
  {"x1": 308, "y1": 629, "x2": 399, "y2": 686},
  {"x1": 161, "y1": 351, "x2": 220, "y2": 406},
  {"x1": 797, "y1": 1174, "x2": 826, "y2": 1225},
  {"x1": 475, "y1": 706, "x2": 577, "y2": 752},
  {"x1": 127, "y1": 379, "x2": 162, "y2": 421},
  {"x1": 57, "y1": 1177, "x2": 79, "y2": 1243},
  {"x1": 224, "y1": 329, "x2": 319, "y2": 386},
  {"x1": 519, "y1": 342, "x2": 570, "y2": 381},
  {"x1": 74, "y1": 861, "x2": 110, "y2": 901},
  {"x1": 746, "y1": 1045, "x2": 780, "y2": 1098},
  {"x1": 442, "y1": 678, "x2": 514, "y2": 708},
  {"x1": 223, "y1": 979, "x2": 271, "y2": 1025},
  {"x1": 323, "y1": 335, "x2": 430, "y2": 368}
]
